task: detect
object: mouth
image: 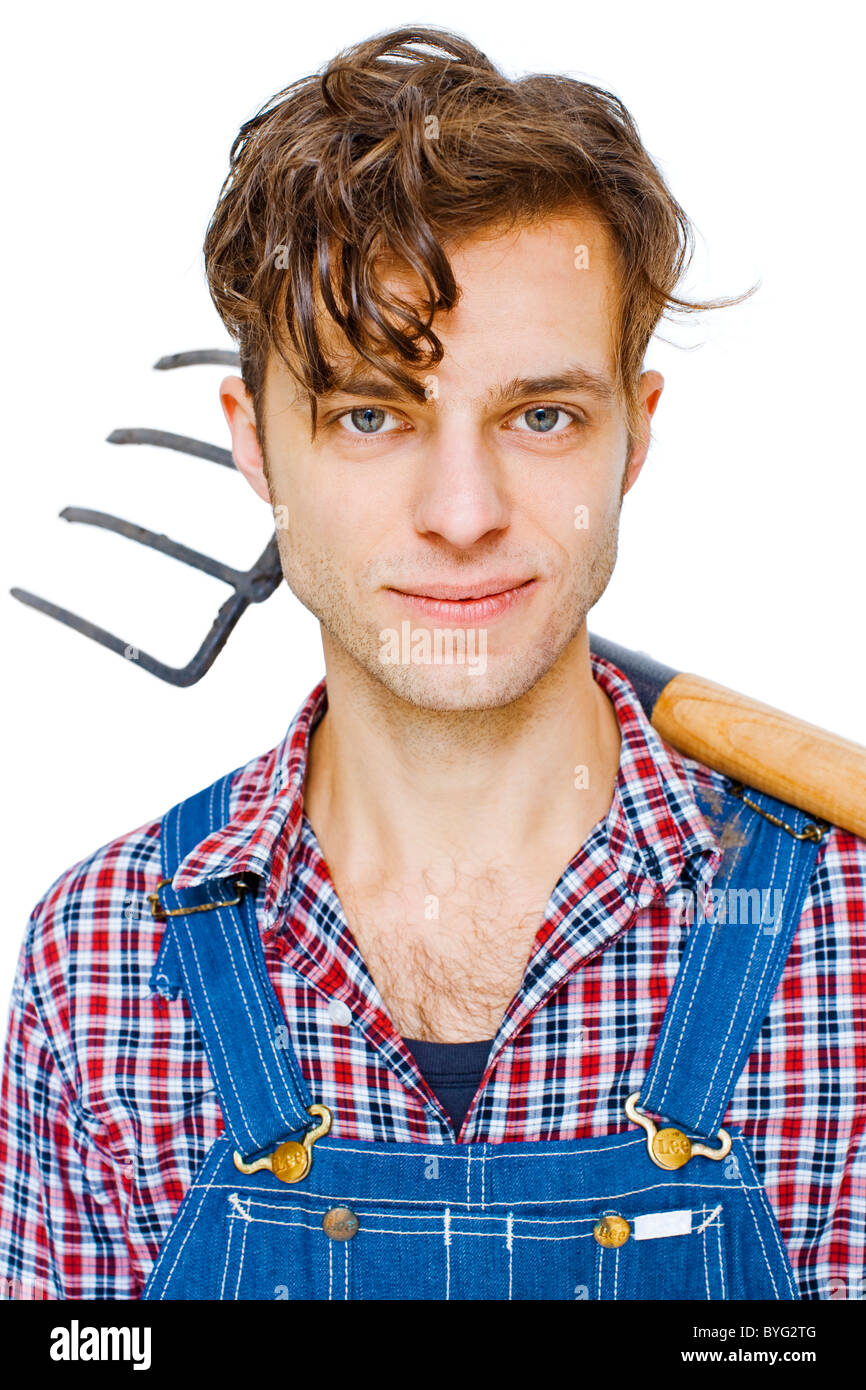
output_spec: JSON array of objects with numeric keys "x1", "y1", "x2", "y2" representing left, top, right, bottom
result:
[{"x1": 384, "y1": 577, "x2": 538, "y2": 625}]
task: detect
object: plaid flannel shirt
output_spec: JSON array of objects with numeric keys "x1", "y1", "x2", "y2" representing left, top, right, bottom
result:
[{"x1": 0, "y1": 653, "x2": 863, "y2": 1300}]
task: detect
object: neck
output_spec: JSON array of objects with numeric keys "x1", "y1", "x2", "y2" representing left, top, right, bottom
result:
[{"x1": 304, "y1": 627, "x2": 622, "y2": 891}]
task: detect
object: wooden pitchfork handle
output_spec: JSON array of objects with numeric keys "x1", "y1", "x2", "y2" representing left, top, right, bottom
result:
[{"x1": 588, "y1": 633, "x2": 866, "y2": 841}]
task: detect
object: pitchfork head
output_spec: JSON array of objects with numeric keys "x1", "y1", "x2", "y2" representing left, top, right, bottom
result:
[{"x1": 10, "y1": 350, "x2": 283, "y2": 687}]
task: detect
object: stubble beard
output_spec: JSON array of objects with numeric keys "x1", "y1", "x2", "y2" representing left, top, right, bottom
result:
[{"x1": 271, "y1": 499, "x2": 623, "y2": 716}]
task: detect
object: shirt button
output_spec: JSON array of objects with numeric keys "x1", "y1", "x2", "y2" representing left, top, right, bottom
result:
[
  {"x1": 323, "y1": 1207, "x2": 359, "y2": 1241},
  {"x1": 593, "y1": 1215, "x2": 631, "y2": 1248},
  {"x1": 327, "y1": 1000, "x2": 352, "y2": 1026}
]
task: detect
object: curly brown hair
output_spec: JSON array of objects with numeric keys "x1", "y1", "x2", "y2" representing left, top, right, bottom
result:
[{"x1": 203, "y1": 25, "x2": 748, "y2": 446}]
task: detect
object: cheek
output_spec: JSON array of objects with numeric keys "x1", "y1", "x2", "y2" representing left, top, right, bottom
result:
[
  {"x1": 282, "y1": 482, "x2": 376, "y2": 584},
  {"x1": 270, "y1": 463, "x2": 337, "y2": 542},
  {"x1": 524, "y1": 453, "x2": 620, "y2": 554}
]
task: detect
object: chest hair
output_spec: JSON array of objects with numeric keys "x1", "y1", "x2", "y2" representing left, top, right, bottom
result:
[{"x1": 337, "y1": 858, "x2": 551, "y2": 1041}]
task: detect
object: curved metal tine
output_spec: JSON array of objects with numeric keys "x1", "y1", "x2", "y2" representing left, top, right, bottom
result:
[
  {"x1": 10, "y1": 587, "x2": 249, "y2": 687},
  {"x1": 242, "y1": 534, "x2": 283, "y2": 602},
  {"x1": 106, "y1": 427, "x2": 235, "y2": 468},
  {"x1": 10, "y1": 537, "x2": 283, "y2": 687},
  {"x1": 153, "y1": 349, "x2": 241, "y2": 370},
  {"x1": 109, "y1": 347, "x2": 242, "y2": 462},
  {"x1": 58, "y1": 506, "x2": 254, "y2": 591},
  {"x1": 10, "y1": 346, "x2": 277, "y2": 685}
]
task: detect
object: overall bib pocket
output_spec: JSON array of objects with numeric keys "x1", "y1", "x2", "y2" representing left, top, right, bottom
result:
[{"x1": 592, "y1": 1201, "x2": 729, "y2": 1301}]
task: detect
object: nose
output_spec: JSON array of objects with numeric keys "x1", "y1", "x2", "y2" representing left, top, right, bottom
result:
[{"x1": 412, "y1": 424, "x2": 510, "y2": 548}]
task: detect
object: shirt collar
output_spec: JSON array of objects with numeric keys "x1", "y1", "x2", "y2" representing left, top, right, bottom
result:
[
  {"x1": 172, "y1": 678, "x2": 327, "y2": 928},
  {"x1": 172, "y1": 653, "x2": 722, "y2": 923},
  {"x1": 590, "y1": 653, "x2": 723, "y2": 899}
]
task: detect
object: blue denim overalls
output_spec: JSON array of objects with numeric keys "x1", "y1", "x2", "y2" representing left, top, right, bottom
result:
[{"x1": 142, "y1": 766, "x2": 826, "y2": 1300}]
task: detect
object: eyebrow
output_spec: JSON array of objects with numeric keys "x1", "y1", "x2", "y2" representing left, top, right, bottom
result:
[
  {"x1": 320, "y1": 363, "x2": 616, "y2": 407},
  {"x1": 323, "y1": 372, "x2": 415, "y2": 403},
  {"x1": 489, "y1": 367, "x2": 615, "y2": 407}
]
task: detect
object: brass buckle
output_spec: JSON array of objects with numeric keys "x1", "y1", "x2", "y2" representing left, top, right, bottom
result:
[
  {"x1": 232, "y1": 1105, "x2": 333, "y2": 1184},
  {"x1": 625, "y1": 1092, "x2": 732, "y2": 1171},
  {"x1": 147, "y1": 876, "x2": 251, "y2": 921},
  {"x1": 725, "y1": 780, "x2": 831, "y2": 843}
]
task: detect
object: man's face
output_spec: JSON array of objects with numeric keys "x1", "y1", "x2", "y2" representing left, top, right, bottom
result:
[{"x1": 223, "y1": 214, "x2": 662, "y2": 709}]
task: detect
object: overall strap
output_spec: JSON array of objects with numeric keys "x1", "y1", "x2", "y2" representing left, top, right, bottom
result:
[
  {"x1": 640, "y1": 779, "x2": 828, "y2": 1138},
  {"x1": 147, "y1": 768, "x2": 314, "y2": 1157}
]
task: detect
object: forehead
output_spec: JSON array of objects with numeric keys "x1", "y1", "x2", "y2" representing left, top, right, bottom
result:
[
  {"x1": 266, "y1": 210, "x2": 620, "y2": 402},
  {"x1": 438, "y1": 213, "x2": 618, "y2": 372}
]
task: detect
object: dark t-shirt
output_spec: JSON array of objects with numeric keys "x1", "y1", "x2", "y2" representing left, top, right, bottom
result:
[{"x1": 402, "y1": 1036, "x2": 494, "y2": 1135}]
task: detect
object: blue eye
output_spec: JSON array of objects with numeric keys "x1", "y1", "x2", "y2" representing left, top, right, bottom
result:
[
  {"x1": 515, "y1": 406, "x2": 570, "y2": 434},
  {"x1": 339, "y1": 407, "x2": 393, "y2": 434}
]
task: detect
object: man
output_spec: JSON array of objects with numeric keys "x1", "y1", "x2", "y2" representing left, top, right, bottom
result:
[{"x1": 0, "y1": 26, "x2": 863, "y2": 1301}]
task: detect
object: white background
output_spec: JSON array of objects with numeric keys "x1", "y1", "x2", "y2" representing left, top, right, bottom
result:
[{"x1": 2, "y1": 0, "x2": 864, "y2": 1000}]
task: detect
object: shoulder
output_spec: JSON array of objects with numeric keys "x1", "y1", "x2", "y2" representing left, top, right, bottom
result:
[
  {"x1": 22, "y1": 812, "x2": 166, "y2": 1089},
  {"x1": 21, "y1": 747, "x2": 262, "y2": 1068},
  {"x1": 659, "y1": 733, "x2": 866, "y2": 952}
]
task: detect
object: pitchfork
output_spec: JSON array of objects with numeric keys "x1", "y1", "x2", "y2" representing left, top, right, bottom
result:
[{"x1": 10, "y1": 349, "x2": 281, "y2": 687}]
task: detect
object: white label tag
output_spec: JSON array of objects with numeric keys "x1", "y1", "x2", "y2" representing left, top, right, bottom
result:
[{"x1": 633, "y1": 1209, "x2": 693, "y2": 1241}]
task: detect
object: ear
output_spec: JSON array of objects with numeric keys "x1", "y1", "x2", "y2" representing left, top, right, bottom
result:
[
  {"x1": 219, "y1": 375, "x2": 270, "y2": 504},
  {"x1": 622, "y1": 370, "x2": 664, "y2": 496}
]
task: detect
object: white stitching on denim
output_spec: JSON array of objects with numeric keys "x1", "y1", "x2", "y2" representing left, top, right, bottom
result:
[
  {"x1": 210, "y1": 1213, "x2": 598, "y2": 1239},
  {"x1": 171, "y1": 779, "x2": 307, "y2": 1141},
  {"x1": 734, "y1": 1137, "x2": 798, "y2": 1296},
  {"x1": 328, "y1": 1237, "x2": 333, "y2": 1301},
  {"x1": 176, "y1": 912, "x2": 257, "y2": 1149},
  {"x1": 732, "y1": 1135, "x2": 758, "y2": 1187},
  {"x1": 695, "y1": 1203, "x2": 723, "y2": 1233},
  {"x1": 155, "y1": 1183, "x2": 211, "y2": 1298},
  {"x1": 702, "y1": 1221, "x2": 711, "y2": 1299},
  {"x1": 239, "y1": 1195, "x2": 719, "y2": 1238},
  {"x1": 744, "y1": 1178, "x2": 799, "y2": 1296},
  {"x1": 236, "y1": 1197, "x2": 604, "y2": 1226},
  {"x1": 444, "y1": 1207, "x2": 451, "y2": 1300},
  {"x1": 206, "y1": 1174, "x2": 754, "y2": 1208},
  {"x1": 219, "y1": 1213, "x2": 237, "y2": 1300},
  {"x1": 343, "y1": 1244, "x2": 349, "y2": 1301},
  {"x1": 212, "y1": 899, "x2": 300, "y2": 1120},
  {"x1": 740, "y1": 1182, "x2": 780, "y2": 1297},
  {"x1": 218, "y1": 1214, "x2": 433, "y2": 1235},
  {"x1": 169, "y1": 795, "x2": 252, "y2": 1147},
  {"x1": 228, "y1": 881, "x2": 314, "y2": 1106},
  {"x1": 645, "y1": 880, "x2": 720, "y2": 1104},
  {"x1": 695, "y1": 912, "x2": 769, "y2": 1127},
  {"x1": 697, "y1": 827, "x2": 795, "y2": 1129},
  {"x1": 716, "y1": 1217, "x2": 727, "y2": 1300},
  {"x1": 227, "y1": 1193, "x2": 252, "y2": 1221},
  {"x1": 148, "y1": 1140, "x2": 226, "y2": 1297},
  {"x1": 232, "y1": 1218, "x2": 249, "y2": 1300},
  {"x1": 652, "y1": 809, "x2": 752, "y2": 1110},
  {"x1": 255, "y1": 1136, "x2": 644, "y2": 1164},
  {"x1": 507, "y1": 1212, "x2": 513, "y2": 1300}
]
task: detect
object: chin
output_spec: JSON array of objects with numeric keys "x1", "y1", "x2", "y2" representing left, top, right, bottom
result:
[{"x1": 372, "y1": 657, "x2": 551, "y2": 712}]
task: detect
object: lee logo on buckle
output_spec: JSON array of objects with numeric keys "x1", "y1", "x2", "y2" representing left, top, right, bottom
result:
[
  {"x1": 625, "y1": 1093, "x2": 732, "y2": 1171},
  {"x1": 232, "y1": 1105, "x2": 333, "y2": 1185}
]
